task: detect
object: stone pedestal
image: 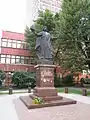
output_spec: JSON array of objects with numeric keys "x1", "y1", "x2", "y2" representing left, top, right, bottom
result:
[
  {"x1": 20, "y1": 64, "x2": 76, "y2": 109},
  {"x1": 32, "y1": 64, "x2": 62, "y2": 101}
]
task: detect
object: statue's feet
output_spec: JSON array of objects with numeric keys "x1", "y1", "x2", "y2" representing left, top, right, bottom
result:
[{"x1": 37, "y1": 58, "x2": 53, "y2": 65}]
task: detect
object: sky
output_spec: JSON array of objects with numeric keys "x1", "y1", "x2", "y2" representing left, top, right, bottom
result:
[{"x1": 0, "y1": 0, "x2": 33, "y2": 33}]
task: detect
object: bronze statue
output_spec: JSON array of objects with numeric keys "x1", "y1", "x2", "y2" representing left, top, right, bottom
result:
[{"x1": 30, "y1": 26, "x2": 54, "y2": 64}]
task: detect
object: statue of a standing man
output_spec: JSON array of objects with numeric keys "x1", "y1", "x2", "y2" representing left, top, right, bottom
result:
[{"x1": 30, "y1": 26, "x2": 53, "y2": 64}]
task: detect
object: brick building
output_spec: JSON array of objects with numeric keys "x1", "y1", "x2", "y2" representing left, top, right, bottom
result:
[{"x1": 0, "y1": 30, "x2": 35, "y2": 86}]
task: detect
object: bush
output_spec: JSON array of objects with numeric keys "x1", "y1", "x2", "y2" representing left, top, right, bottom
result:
[
  {"x1": 80, "y1": 78, "x2": 90, "y2": 84},
  {"x1": 62, "y1": 73, "x2": 74, "y2": 86},
  {"x1": 0, "y1": 70, "x2": 6, "y2": 86},
  {"x1": 12, "y1": 71, "x2": 36, "y2": 89},
  {"x1": 54, "y1": 72, "x2": 62, "y2": 87}
]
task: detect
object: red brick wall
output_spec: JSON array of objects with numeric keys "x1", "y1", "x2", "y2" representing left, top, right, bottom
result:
[
  {"x1": 1, "y1": 48, "x2": 31, "y2": 56},
  {"x1": 0, "y1": 64, "x2": 35, "y2": 72}
]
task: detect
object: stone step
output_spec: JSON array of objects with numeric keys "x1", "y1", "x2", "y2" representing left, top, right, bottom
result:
[{"x1": 20, "y1": 95, "x2": 76, "y2": 109}]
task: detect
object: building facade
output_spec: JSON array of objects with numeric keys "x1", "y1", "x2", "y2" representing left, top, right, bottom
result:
[
  {"x1": 0, "y1": 30, "x2": 35, "y2": 86},
  {"x1": 26, "y1": 0, "x2": 62, "y2": 26}
]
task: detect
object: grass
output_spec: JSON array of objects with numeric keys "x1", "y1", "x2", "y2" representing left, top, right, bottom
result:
[{"x1": 57, "y1": 87, "x2": 90, "y2": 96}]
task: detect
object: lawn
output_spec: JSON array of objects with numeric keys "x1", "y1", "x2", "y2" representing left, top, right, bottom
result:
[{"x1": 57, "y1": 87, "x2": 90, "y2": 96}]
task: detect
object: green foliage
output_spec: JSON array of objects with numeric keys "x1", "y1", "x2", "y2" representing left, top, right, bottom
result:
[
  {"x1": 0, "y1": 70, "x2": 6, "y2": 81},
  {"x1": 0, "y1": 70, "x2": 6, "y2": 86},
  {"x1": 12, "y1": 71, "x2": 36, "y2": 88},
  {"x1": 54, "y1": 0, "x2": 90, "y2": 72},
  {"x1": 37, "y1": 9, "x2": 56, "y2": 31},
  {"x1": 25, "y1": 0, "x2": 90, "y2": 72},
  {"x1": 80, "y1": 77, "x2": 90, "y2": 84},
  {"x1": 54, "y1": 72, "x2": 62, "y2": 87},
  {"x1": 62, "y1": 73, "x2": 75, "y2": 86}
]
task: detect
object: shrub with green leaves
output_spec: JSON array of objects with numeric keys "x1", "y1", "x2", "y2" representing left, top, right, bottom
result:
[
  {"x1": 12, "y1": 71, "x2": 36, "y2": 88},
  {"x1": 0, "y1": 70, "x2": 6, "y2": 86},
  {"x1": 62, "y1": 73, "x2": 75, "y2": 86}
]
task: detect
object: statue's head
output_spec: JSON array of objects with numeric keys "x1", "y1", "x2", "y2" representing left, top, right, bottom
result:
[{"x1": 43, "y1": 26, "x2": 48, "y2": 32}]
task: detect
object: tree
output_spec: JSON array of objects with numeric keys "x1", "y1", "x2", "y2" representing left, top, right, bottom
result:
[
  {"x1": 0, "y1": 70, "x2": 6, "y2": 86},
  {"x1": 55, "y1": 0, "x2": 90, "y2": 72},
  {"x1": 12, "y1": 71, "x2": 36, "y2": 88},
  {"x1": 25, "y1": 1, "x2": 90, "y2": 72}
]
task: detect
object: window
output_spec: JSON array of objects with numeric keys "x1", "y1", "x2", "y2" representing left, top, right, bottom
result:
[
  {"x1": 7, "y1": 42, "x2": 12, "y2": 47},
  {"x1": 16, "y1": 56, "x2": 20, "y2": 64},
  {"x1": 21, "y1": 42, "x2": 25, "y2": 49},
  {"x1": 21, "y1": 56, "x2": 24, "y2": 64},
  {"x1": 1, "y1": 55, "x2": 6, "y2": 57},
  {"x1": 25, "y1": 57, "x2": 29, "y2": 64},
  {"x1": 17, "y1": 41, "x2": 21, "y2": 48},
  {"x1": 17, "y1": 43, "x2": 21, "y2": 48},
  {"x1": 2, "y1": 39, "x2": 7, "y2": 41},
  {"x1": 1, "y1": 39, "x2": 7, "y2": 47},
  {"x1": 1, "y1": 58, "x2": 5, "y2": 63},
  {"x1": 11, "y1": 59, "x2": 15, "y2": 64},
  {"x1": 0, "y1": 54, "x2": 28, "y2": 64},
  {"x1": 6, "y1": 55, "x2": 10, "y2": 64},
  {"x1": 2, "y1": 42, "x2": 7, "y2": 47},
  {"x1": 7, "y1": 39, "x2": 12, "y2": 47},
  {"x1": 11, "y1": 55, "x2": 15, "y2": 64},
  {"x1": 12, "y1": 42, "x2": 16, "y2": 48},
  {"x1": 0, "y1": 55, "x2": 6, "y2": 63},
  {"x1": 6, "y1": 58, "x2": 10, "y2": 64}
]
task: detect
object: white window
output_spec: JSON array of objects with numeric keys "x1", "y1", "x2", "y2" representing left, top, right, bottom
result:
[
  {"x1": 2, "y1": 39, "x2": 7, "y2": 41},
  {"x1": 12, "y1": 42, "x2": 16, "y2": 48},
  {"x1": 11, "y1": 55, "x2": 15, "y2": 58},
  {"x1": 16, "y1": 59, "x2": 20, "y2": 64},
  {"x1": 21, "y1": 59, "x2": 24, "y2": 64},
  {"x1": 11, "y1": 59, "x2": 15, "y2": 64},
  {"x1": 16, "y1": 56, "x2": 20, "y2": 64},
  {"x1": 1, "y1": 55, "x2": 6, "y2": 57},
  {"x1": 7, "y1": 55, "x2": 10, "y2": 58},
  {"x1": 7, "y1": 42, "x2": 12, "y2": 47},
  {"x1": 21, "y1": 56, "x2": 24, "y2": 64},
  {"x1": 17, "y1": 43, "x2": 21, "y2": 48},
  {"x1": 17, "y1": 41, "x2": 21, "y2": 44},
  {"x1": 6, "y1": 58, "x2": 10, "y2": 64},
  {"x1": 1, "y1": 58, "x2": 5, "y2": 63},
  {"x1": 2, "y1": 42, "x2": 7, "y2": 47}
]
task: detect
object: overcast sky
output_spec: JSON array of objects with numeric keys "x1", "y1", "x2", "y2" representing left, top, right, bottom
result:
[{"x1": 0, "y1": 0, "x2": 32, "y2": 33}]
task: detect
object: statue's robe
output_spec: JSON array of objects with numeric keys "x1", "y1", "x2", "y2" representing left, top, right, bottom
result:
[{"x1": 35, "y1": 31, "x2": 53, "y2": 60}]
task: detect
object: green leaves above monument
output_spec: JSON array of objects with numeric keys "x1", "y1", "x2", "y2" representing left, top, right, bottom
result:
[{"x1": 25, "y1": 0, "x2": 90, "y2": 72}]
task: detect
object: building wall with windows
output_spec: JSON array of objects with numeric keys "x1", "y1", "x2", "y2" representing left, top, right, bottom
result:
[
  {"x1": 0, "y1": 30, "x2": 35, "y2": 72},
  {"x1": 0, "y1": 30, "x2": 35, "y2": 86},
  {"x1": 26, "y1": 0, "x2": 62, "y2": 26}
]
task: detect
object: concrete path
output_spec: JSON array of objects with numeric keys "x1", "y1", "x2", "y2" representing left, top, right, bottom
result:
[
  {"x1": 58, "y1": 93, "x2": 90, "y2": 104},
  {"x1": 0, "y1": 93, "x2": 90, "y2": 120},
  {"x1": 0, "y1": 93, "x2": 28, "y2": 120}
]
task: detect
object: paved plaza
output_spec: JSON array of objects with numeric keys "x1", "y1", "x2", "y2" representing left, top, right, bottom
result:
[{"x1": 0, "y1": 92, "x2": 90, "y2": 120}]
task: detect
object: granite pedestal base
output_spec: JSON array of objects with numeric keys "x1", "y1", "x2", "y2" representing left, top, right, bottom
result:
[
  {"x1": 20, "y1": 95, "x2": 76, "y2": 109},
  {"x1": 20, "y1": 64, "x2": 76, "y2": 109}
]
